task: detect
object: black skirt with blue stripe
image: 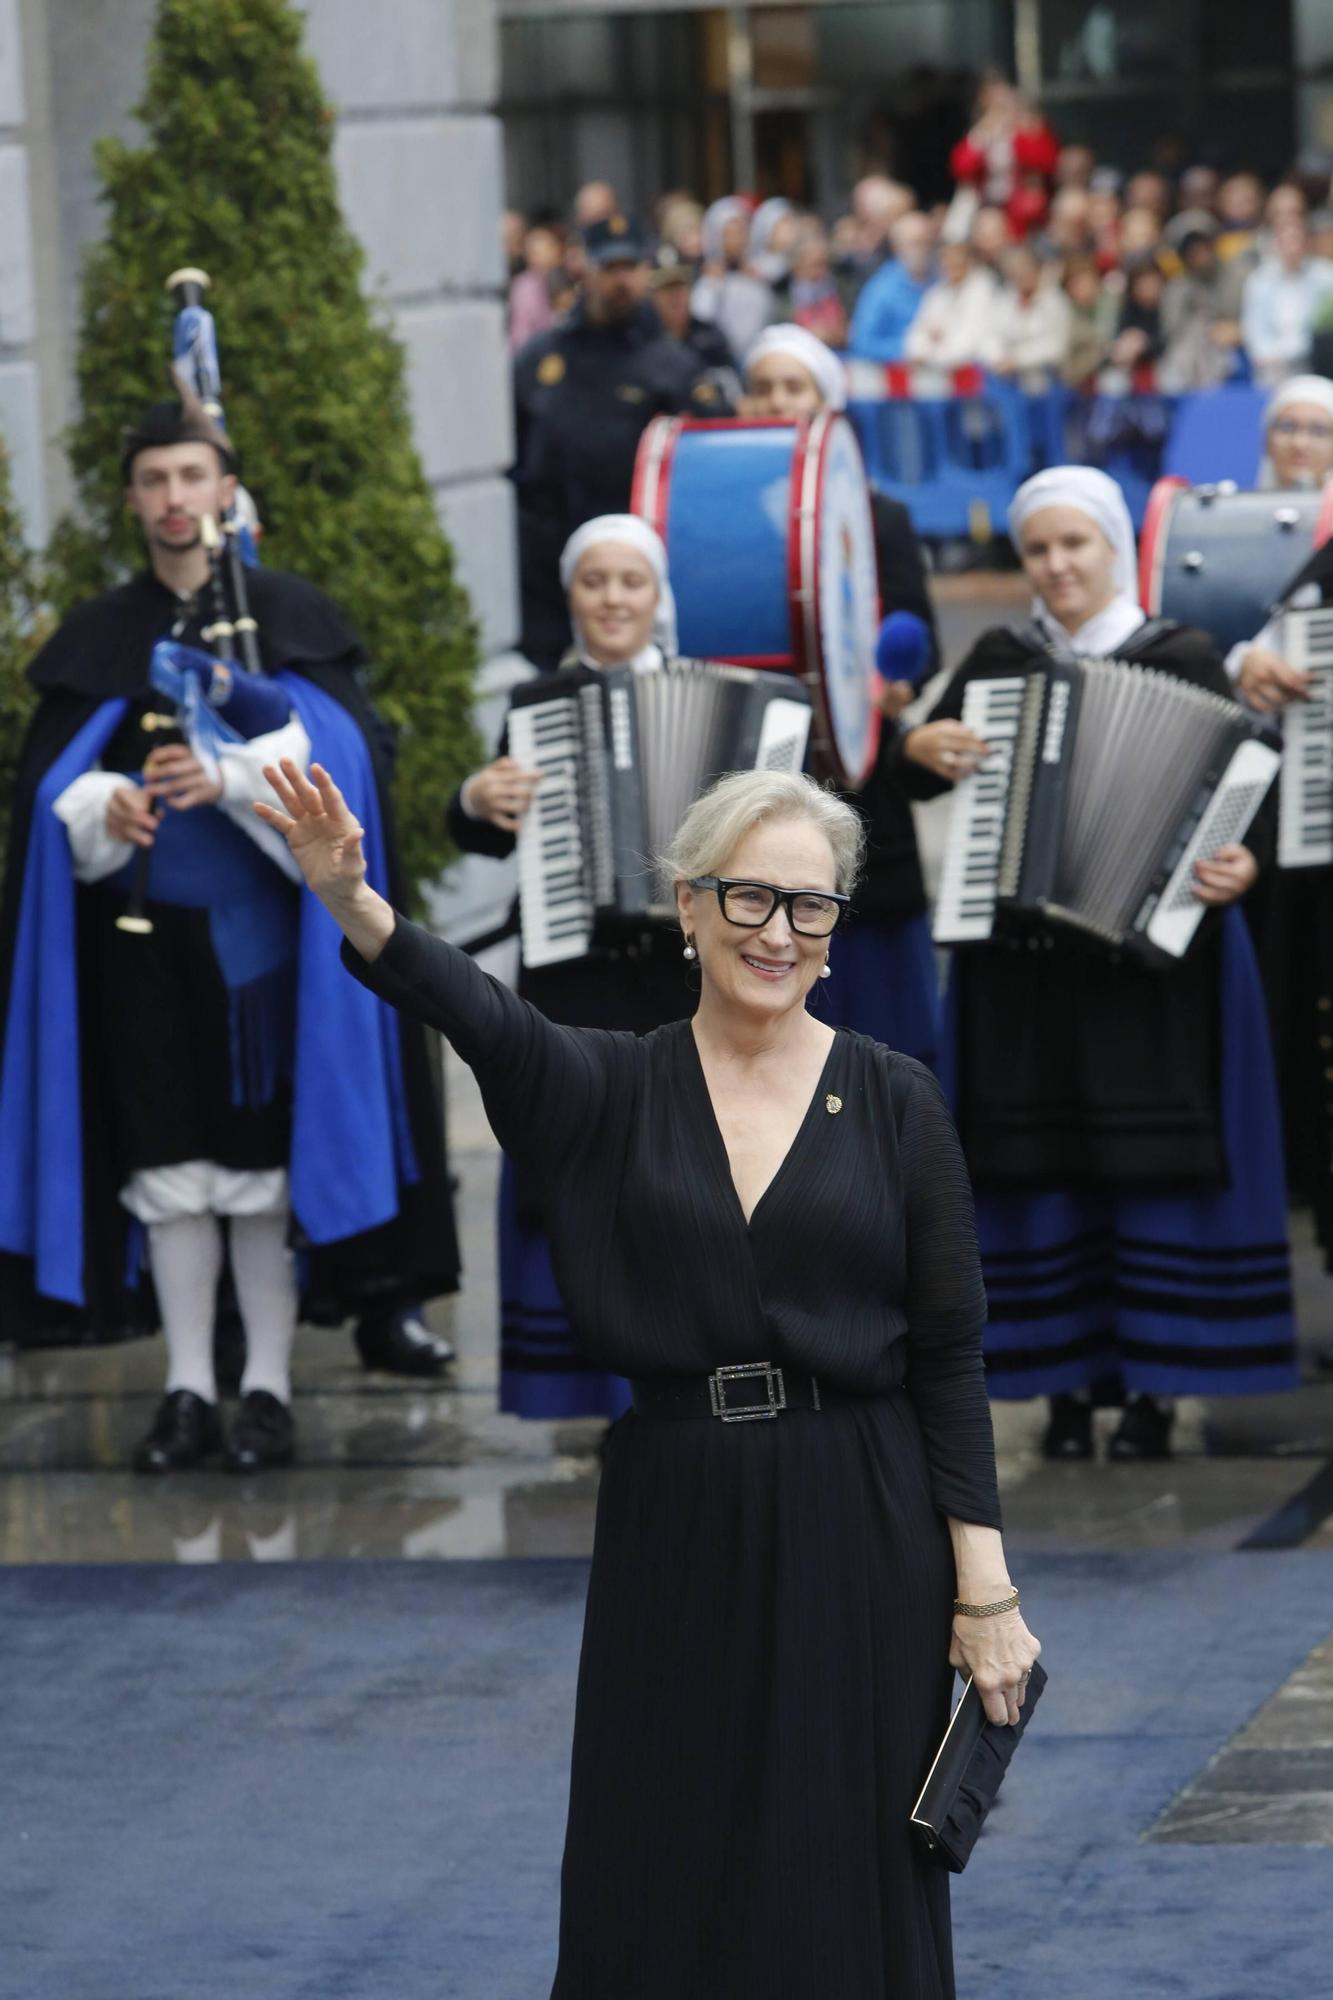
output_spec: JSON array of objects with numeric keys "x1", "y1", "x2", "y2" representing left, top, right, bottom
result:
[{"x1": 944, "y1": 912, "x2": 1299, "y2": 1400}]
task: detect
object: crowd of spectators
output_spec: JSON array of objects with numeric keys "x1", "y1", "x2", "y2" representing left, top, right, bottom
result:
[{"x1": 503, "y1": 72, "x2": 1333, "y2": 400}]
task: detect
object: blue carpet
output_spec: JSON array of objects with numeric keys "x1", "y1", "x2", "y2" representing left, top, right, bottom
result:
[{"x1": 0, "y1": 1553, "x2": 1329, "y2": 2000}]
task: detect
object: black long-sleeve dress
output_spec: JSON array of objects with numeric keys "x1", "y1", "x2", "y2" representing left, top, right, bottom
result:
[{"x1": 344, "y1": 915, "x2": 1002, "y2": 2000}]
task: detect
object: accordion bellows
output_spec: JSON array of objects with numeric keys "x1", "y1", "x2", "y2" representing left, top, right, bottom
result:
[
  {"x1": 508, "y1": 661, "x2": 813, "y2": 969},
  {"x1": 935, "y1": 657, "x2": 1279, "y2": 961}
]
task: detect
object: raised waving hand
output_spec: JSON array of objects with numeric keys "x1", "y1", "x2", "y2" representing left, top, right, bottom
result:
[{"x1": 255, "y1": 759, "x2": 394, "y2": 960}]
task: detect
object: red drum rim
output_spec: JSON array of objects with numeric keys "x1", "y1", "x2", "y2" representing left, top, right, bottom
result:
[
  {"x1": 630, "y1": 414, "x2": 677, "y2": 545},
  {"x1": 790, "y1": 411, "x2": 881, "y2": 790},
  {"x1": 1315, "y1": 476, "x2": 1333, "y2": 552},
  {"x1": 1138, "y1": 474, "x2": 1190, "y2": 613}
]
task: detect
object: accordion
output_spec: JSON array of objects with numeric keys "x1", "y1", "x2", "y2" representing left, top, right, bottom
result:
[
  {"x1": 933, "y1": 657, "x2": 1279, "y2": 962},
  {"x1": 508, "y1": 661, "x2": 813, "y2": 968},
  {"x1": 1277, "y1": 604, "x2": 1333, "y2": 869}
]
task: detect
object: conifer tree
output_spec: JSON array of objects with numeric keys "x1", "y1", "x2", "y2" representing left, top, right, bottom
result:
[
  {"x1": 47, "y1": 0, "x2": 482, "y2": 894},
  {"x1": 0, "y1": 440, "x2": 50, "y2": 881}
]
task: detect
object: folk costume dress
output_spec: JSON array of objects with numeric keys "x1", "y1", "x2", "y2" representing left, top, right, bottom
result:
[
  {"x1": 343, "y1": 913, "x2": 1003, "y2": 2000},
  {"x1": 1226, "y1": 533, "x2": 1333, "y2": 1263},
  {"x1": 821, "y1": 488, "x2": 943, "y2": 1067},
  {"x1": 896, "y1": 599, "x2": 1299, "y2": 1402},
  {"x1": 0, "y1": 566, "x2": 457, "y2": 1345},
  {"x1": 447, "y1": 649, "x2": 694, "y2": 1421}
]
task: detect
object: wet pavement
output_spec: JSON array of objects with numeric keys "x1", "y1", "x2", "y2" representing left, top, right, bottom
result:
[
  {"x1": 1, "y1": 576, "x2": 1330, "y2": 1848},
  {"x1": 3, "y1": 1025, "x2": 1333, "y2": 1567}
]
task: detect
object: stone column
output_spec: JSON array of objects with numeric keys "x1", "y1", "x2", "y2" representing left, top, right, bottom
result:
[
  {"x1": 0, "y1": 0, "x2": 55, "y2": 538},
  {"x1": 303, "y1": 0, "x2": 524, "y2": 938}
]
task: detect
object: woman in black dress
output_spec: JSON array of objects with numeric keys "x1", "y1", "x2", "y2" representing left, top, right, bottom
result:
[
  {"x1": 258, "y1": 755, "x2": 1040, "y2": 1999},
  {"x1": 450, "y1": 515, "x2": 695, "y2": 1420},
  {"x1": 893, "y1": 466, "x2": 1298, "y2": 1462}
]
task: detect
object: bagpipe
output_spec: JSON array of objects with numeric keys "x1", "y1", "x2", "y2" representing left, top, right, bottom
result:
[{"x1": 118, "y1": 269, "x2": 289, "y2": 935}]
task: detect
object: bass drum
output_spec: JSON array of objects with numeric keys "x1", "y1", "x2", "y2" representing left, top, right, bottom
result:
[
  {"x1": 1139, "y1": 477, "x2": 1329, "y2": 654},
  {"x1": 632, "y1": 413, "x2": 880, "y2": 789}
]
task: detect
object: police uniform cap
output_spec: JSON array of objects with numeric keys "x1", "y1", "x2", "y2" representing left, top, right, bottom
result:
[{"x1": 583, "y1": 215, "x2": 649, "y2": 266}]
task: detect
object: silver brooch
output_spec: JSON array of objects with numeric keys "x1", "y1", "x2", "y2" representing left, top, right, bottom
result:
[{"x1": 825, "y1": 1094, "x2": 843, "y2": 1115}]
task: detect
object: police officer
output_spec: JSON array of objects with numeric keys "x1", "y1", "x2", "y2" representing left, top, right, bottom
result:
[
  {"x1": 650, "y1": 252, "x2": 742, "y2": 404},
  {"x1": 513, "y1": 213, "x2": 723, "y2": 668}
]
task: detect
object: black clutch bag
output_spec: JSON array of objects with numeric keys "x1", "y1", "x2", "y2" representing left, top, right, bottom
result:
[{"x1": 910, "y1": 1661, "x2": 1048, "y2": 1872}]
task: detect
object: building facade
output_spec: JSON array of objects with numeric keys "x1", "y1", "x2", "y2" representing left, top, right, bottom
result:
[{"x1": 500, "y1": 0, "x2": 1333, "y2": 224}]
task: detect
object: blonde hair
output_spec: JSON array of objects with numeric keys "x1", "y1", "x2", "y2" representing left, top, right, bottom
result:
[{"x1": 661, "y1": 769, "x2": 864, "y2": 899}]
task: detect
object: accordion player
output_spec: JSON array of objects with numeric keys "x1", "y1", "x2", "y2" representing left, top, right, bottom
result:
[
  {"x1": 930, "y1": 644, "x2": 1278, "y2": 962},
  {"x1": 506, "y1": 658, "x2": 811, "y2": 969},
  {"x1": 890, "y1": 462, "x2": 1297, "y2": 1471}
]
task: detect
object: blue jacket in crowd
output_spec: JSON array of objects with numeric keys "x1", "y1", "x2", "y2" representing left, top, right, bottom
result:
[{"x1": 848, "y1": 261, "x2": 931, "y2": 363}]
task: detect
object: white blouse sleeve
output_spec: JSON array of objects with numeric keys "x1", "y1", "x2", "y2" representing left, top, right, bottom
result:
[
  {"x1": 52, "y1": 769, "x2": 136, "y2": 884},
  {"x1": 215, "y1": 714, "x2": 311, "y2": 882}
]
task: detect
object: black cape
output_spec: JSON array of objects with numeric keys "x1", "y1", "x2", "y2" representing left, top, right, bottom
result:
[{"x1": 0, "y1": 567, "x2": 459, "y2": 1346}]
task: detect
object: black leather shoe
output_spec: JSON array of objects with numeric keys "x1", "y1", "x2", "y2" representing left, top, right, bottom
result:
[
  {"x1": 355, "y1": 1308, "x2": 456, "y2": 1379},
  {"x1": 1107, "y1": 1394, "x2": 1175, "y2": 1461},
  {"x1": 226, "y1": 1391, "x2": 296, "y2": 1472},
  {"x1": 1041, "y1": 1392, "x2": 1094, "y2": 1461},
  {"x1": 133, "y1": 1390, "x2": 224, "y2": 1474}
]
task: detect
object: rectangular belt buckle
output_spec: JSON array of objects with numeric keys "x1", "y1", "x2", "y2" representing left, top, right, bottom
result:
[{"x1": 708, "y1": 1361, "x2": 786, "y2": 1422}]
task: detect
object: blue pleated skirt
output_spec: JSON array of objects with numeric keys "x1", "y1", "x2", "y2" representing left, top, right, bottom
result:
[
  {"x1": 497, "y1": 1155, "x2": 632, "y2": 1422},
  {"x1": 816, "y1": 911, "x2": 942, "y2": 1070},
  {"x1": 957, "y1": 913, "x2": 1300, "y2": 1400}
]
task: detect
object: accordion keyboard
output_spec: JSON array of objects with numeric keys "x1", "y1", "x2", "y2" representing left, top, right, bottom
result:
[
  {"x1": 509, "y1": 696, "x2": 595, "y2": 969},
  {"x1": 933, "y1": 677, "x2": 1027, "y2": 944},
  {"x1": 1146, "y1": 737, "x2": 1282, "y2": 958},
  {"x1": 1278, "y1": 606, "x2": 1333, "y2": 869}
]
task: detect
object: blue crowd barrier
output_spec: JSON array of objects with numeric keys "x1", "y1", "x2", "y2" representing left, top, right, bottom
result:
[{"x1": 845, "y1": 372, "x2": 1268, "y2": 540}]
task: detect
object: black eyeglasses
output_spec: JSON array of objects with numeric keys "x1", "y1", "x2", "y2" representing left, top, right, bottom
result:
[{"x1": 689, "y1": 877, "x2": 849, "y2": 937}]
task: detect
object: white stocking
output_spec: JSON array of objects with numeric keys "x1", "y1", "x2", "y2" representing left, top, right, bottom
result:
[
  {"x1": 230, "y1": 1212, "x2": 298, "y2": 1404},
  {"x1": 148, "y1": 1212, "x2": 224, "y2": 1403}
]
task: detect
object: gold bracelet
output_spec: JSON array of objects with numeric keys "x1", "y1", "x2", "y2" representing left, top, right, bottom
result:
[{"x1": 953, "y1": 1588, "x2": 1020, "y2": 1619}]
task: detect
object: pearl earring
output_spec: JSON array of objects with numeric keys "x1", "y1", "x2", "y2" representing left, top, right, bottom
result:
[
  {"x1": 683, "y1": 938, "x2": 697, "y2": 962},
  {"x1": 819, "y1": 958, "x2": 832, "y2": 978}
]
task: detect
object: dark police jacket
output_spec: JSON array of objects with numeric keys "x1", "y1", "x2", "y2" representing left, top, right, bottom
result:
[{"x1": 512, "y1": 301, "x2": 722, "y2": 667}]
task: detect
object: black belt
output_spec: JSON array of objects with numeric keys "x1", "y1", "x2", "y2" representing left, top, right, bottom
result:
[{"x1": 630, "y1": 1362, "x2": 865, "y2": 1424}]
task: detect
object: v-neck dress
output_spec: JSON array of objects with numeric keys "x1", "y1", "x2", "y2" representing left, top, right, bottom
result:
[{"x1": 344, "y1": 918, "x2": 1003, "y2": 2000}]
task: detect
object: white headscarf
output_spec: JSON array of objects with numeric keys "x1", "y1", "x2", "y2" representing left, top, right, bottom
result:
[
  {"x1": 559, "y1": 514, "x2": 678, "y2": 662},
  {"x1": 1258, "y1": 374, "x2": 1333, "y2": 488},
  {"x1": 744, "y1": 325, "x2": 847, "y2": 411},
  {"x1": 749, "y1": 197, "x2": 794, "y2": 283},
  {"x1": 701, "y1": 197, "x2": 751, "y2": 268},
  {"x1": 1007, "y1": 466, "x2": 1144, "y2": 655}
]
